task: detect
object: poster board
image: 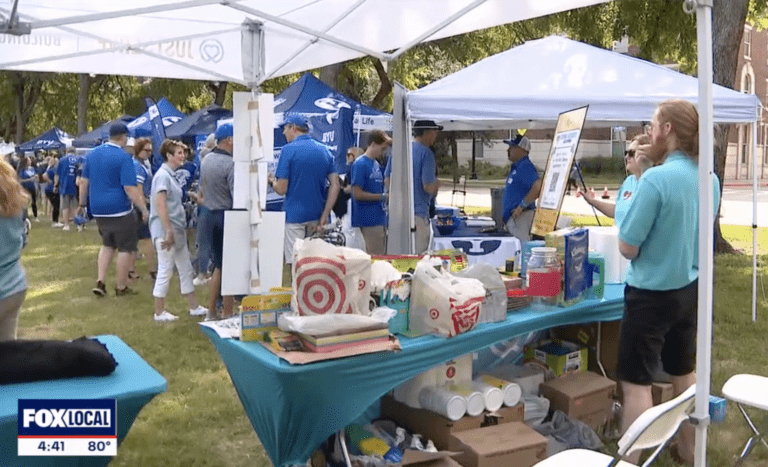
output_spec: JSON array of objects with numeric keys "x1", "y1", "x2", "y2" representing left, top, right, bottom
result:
[{"x1": 531, "y1": 106, "x2": 589, "y2": 237}]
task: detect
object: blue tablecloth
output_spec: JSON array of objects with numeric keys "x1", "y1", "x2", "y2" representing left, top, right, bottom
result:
[
  {"x1": 0, "y1": 335, "x2": 167, "y2": 467},
  {"x1": 432, "y1": 221, "x2": 521, "y2": 268},
  {"x1": 201, "y1": 284, "x2": 625, "y2": 467}
]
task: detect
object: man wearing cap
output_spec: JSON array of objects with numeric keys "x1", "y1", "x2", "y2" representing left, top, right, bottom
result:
[
  {"x1": 502, "y1": 135, "x2": 541, "y2": 242},
  {"x1": 384, "y1": 120, "x2": 442, "y2": 254},
  {"x1": 79, "y1": 122, "x2": 148, "y2": 297},
  {"x1": 272, "y1": 115, "x2": 339, "y2": 273},
  {"x1": 199, "y1": 123, "x2": 235, "y2": 318},
  {"x1": 54, "y1": 146, "x2": 79, "y2": 230}
]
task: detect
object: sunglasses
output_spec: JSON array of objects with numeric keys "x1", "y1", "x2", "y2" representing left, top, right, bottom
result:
[{"x1": 624, "y1": 149, "x2": 635, "y2": 159}]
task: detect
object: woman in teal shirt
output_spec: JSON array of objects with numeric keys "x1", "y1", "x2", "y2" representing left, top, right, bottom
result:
[
  {"x1": 580, "y1": 134, "x2": 652, "y2": 228},
  {"x1": 0, "y1": 158, "x2": 29, "y2": 341}
]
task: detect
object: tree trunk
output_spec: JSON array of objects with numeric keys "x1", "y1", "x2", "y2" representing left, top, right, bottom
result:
[
  {"x1": 212, "y1": 82, "x2": 228, "y2": 106},
  {"x1": 12, "y1": 72, "x2": 44, "y2": 144},
  {"x1": 78, "y1": 73, "x2": 89, "y2": 135},
  {"x1": 319, "y1": 63, "x2": 344, "y2": 90},
  {"x1": 712, "y1": 0, "x2": 749, "y2": 254},
  {"x1": 371, "y1": 58, "x2": 393, "y2": 110}
]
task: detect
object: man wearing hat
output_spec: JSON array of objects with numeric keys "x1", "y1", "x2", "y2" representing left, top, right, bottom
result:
[
  {"x1": 272, "y1": 114, "x2": 339, "y2": 274},
  {"x1": 502, "y1": 134, "x2": 541, "y2": 242},
  {"x1": 199, "y1": 123, "x2": 235, "y2": 318},
  {"x1": 79, "y1": 122, "x2": 147, "y2": 297},
  {"x1": 384, "y1": 120, "x2": 442, "y2": 254}
]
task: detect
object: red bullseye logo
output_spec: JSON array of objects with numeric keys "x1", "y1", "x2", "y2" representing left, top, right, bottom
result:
[
  {"x1": 295, "y1": 256, "x2": 348, "y2": 315},
  {"x1": 429, "y1": 308, "x2": 439, "y2": 320}
]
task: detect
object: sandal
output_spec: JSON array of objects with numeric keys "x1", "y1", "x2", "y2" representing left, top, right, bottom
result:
[
  {"x1": 128, "y1": 271, "x2": 140, "y2": 280},
  {"x1": 149, "y1": 271, "x2": 157, "y2": 280}
]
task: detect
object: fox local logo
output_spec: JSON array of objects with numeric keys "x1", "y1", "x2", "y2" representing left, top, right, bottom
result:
[{"x1": 18, "y1": 399, "x2": 116, "y2": 435}]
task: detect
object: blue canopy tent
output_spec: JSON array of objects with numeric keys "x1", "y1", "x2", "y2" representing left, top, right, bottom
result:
[
  {"x1": 72, "y1": 114, "x2": 134, "y2": 148},
  {"x1": 266, "y1": 73, "x2": 392, "y2": 211},
  {"x1": 16, "y1": 127, "x2": 73, "y2": 152},
  {"x1": 273, "y1": 73, "x2": 391, "y2": 175},
  {"x1": 165, "y1": 104, "x2": 233, "y2": 164},
  {"x1": 125, "y1": 97, "x2": 184, "y2": 138}
]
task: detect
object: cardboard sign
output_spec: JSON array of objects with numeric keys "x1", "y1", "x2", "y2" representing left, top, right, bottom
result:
[{"x1": 531, "y1": 106, "x2": 589, "y2": 237}]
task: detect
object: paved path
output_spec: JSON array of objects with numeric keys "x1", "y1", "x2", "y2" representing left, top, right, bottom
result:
[{"x1": 436, "y1": 186, "x2": 766, "y2": 227}]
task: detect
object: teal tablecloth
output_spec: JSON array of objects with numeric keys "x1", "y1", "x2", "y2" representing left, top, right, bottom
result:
[
  {"x1": 201, "y1": 283, "x2": 625, "y2": 467},
  {"x1": 0, "y1": 335, "x2": 167, "y2": 467}
]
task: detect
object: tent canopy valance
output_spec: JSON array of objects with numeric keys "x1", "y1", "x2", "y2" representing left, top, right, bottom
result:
[
  {"x1": 17, "y1": 127, "x2": 73, "y2": 152},
  {"x1": 72, "y1": 115, "x2": 134, "y2": 148},
  {"x1": 0, "y1": 1, "x2": 608, "y2": 87},
  {"x1": 408, "y1": 35, "x2": 761, "y2": 130}
]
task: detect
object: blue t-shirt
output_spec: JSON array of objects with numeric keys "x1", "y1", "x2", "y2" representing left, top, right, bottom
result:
[
  {"x1": 619, "y1": 152, "x2": 721, "y2": 291},
  {"x1": 82, "y1": 143, "x2": 137, "y2": 217},
  {"x1": 19, "y1": 167, "x2": 36, "y2": 191},
  {"x1": 133, "y1": 158, "x2": 151, "y2": 201},
  {"x1": 56, "y1": 155, "x2": 79, "y2": 196},
  {"x1": 44, "y1": 167, "x2": 56, "y2": 194},
  {"x1": 614, "y1": 175, "x2": 639, "y2": 229},
  {"x1": 0, "y1": 213, "x2": 26, "y2": 299},
  {"x1": 502, "y1": 156, "x2": 539, "y2": 223},
  {"x1": 174, "y1": 161, "x2": 198, "y2": 202},
  {"x1": 275, "y1": 134, "x2": 336, "y2": 224},
  {"x1": 350, "y1": 155, "x2": 386, "y2": 228},
  {"x1": 384, "y1": 141, "x2": 438, "y2": 219}
]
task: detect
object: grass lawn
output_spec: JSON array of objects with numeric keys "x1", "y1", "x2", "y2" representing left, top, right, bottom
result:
[{"x1": 16, "y1": 220, "x2": 768, "y2": 467}]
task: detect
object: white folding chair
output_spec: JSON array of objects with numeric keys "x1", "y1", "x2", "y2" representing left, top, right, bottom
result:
[
  {"x1": 533, "y1": 385, "x2": 696, "y2": 467},
  {"x1": 722, "y1": 374, "x2": 768, "y2": 466}
]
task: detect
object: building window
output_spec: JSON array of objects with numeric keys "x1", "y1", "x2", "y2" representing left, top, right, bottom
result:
[
  {"x1": 741, "y1": 125, "x2": 749, "y2": 164},
  {"x1": 743, "y1": 72, "x2": 753, "y2": 95},
  {"x1": 745, "y1": 27, "x2": 752, "y2": 58}
]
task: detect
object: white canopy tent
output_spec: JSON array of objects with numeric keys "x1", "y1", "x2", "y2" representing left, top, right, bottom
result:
[
  {"x1": 408, "y1": 35, "x2": 761, "y2": 129},
  {"x1": 0, "y1": 1, "x2": 729, "y2": 465}
]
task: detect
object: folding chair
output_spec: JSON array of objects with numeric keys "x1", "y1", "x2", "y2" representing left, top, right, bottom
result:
[
  {"x1": 451, "y1": 175, "x2": 467, "y2": 212},
  {"x1": 533, "y1": 385, "x2": 696, "y2": 467},
  {"x1": 722, "y1": 374, "x2": 768, "y2": 466}
]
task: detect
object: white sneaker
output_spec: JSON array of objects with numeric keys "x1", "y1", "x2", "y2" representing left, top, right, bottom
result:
[
  {"x1": 52, "y1": 222, "x2": 65, "y2": 228},
  {"x1": 154, "y1": 310, "x2": 179, "y2": 322},
  {"x1": 25, "y1": 218, "x2": 32, "y2": 231},
  {"x1": 193, "y1": 275, "x2": 210, "y2": 286},
  {"x1": 62, "y1": 224, "x2": 71, "y2": 231},
  {"x1": 77, "y1": 225, "x2": 83, "y2": 232},
  {"x1": 189, "y1": 305, "x2": 208, "y2": 316},
  {"x1": 33, "y1": 217, "x2": 40, "y2": 222}
]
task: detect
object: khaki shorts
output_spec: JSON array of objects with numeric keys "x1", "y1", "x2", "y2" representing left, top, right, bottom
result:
[{"x1": 284, "y1": 221, "x2": 319, "y2": 264}]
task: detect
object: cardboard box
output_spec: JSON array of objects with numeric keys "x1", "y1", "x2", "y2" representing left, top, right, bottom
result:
[
  {"x1": 483, "y1": 402, "x2": 524, "y2": 426},
  {"x1": 380, "y1": 395, "x2": 484, "y2": 451},
  {"x1": 450, "y1": 422, "x2": 548, "y2": 467},
  {"x1": 550, "y1": 320, "x2": 621, "y2": 380},
  {"x1": 402, "y1": 450, "x2": 463, "y2": 467},
  {"x1": 538, "y1": 371, "x2": 617, "y2": 431},
  {"x1": 524, "y1": 339, "x2": 588, "y2": 377},
  {"x1": 652, "y1": 382, "x2": 674, "y2": 406}
]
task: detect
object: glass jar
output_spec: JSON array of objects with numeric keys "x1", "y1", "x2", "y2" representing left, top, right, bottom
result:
[{"x1": 525, "y1": 247, "x2": 561, "y2": 308}]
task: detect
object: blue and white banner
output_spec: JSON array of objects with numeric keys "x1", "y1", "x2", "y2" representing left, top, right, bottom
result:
[{"x1": 145, "y1": 97, "x2": 168, "y2": 173}]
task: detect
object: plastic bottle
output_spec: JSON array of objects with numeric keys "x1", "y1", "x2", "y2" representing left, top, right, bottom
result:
[{"x1": 525, "y1": 247, "x2": 561, "y2": 309}]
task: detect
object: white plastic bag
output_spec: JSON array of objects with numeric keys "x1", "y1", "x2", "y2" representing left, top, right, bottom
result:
[
  {"x1": 455, "y1": 262, "x2": 507, "y2": 323},
  {"x1": 409, "y1": 258, "x2": 485, "y2": 337},
  {"x1": 291, "y1": 238, "x2": 372, "y2": 316}
]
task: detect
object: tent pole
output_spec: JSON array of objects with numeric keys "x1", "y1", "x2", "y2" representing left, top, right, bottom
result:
[
  {"x1": 694, "y1": 2, "x2": 714, "y2": 467},
  {"x1": 753, "y1": 120, "x2": 758, "y2": 322}
]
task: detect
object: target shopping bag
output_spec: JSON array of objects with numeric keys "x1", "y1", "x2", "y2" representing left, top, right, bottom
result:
[
  {"x1": 291, "y1": 238, "x2": 372, "y2": 316},
  {"x1": 409, "y1": 258, "x2": 486, "y2": 337}
]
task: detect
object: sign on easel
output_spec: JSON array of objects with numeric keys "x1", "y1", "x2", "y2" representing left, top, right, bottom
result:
[{"x1": 531, "y1": 106, "x2": 589, "y2": 237}]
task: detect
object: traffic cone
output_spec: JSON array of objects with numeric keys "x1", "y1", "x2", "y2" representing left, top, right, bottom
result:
[{"x1": 601, "y1": 186, "x2": 610, "y2": 199}]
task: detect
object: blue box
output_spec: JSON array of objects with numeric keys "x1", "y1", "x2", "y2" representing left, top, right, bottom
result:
[{"x1": 709, "y1": 395, "x2": 727, "y2": 423}]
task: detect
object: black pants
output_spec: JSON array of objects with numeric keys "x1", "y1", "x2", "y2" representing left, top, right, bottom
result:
[
  {"x1": 23, "y1": 186, "x2": 37, "y2": 218},
  {"x1": 45, "y1": 191, "x2": 60, "y2": 223}
]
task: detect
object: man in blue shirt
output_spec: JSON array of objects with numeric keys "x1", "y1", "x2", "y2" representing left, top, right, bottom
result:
[
  {"x1": 79, "y1": 122, "x2": 148, "y2": 297},
  {"x1": 501, "y1": 135, "x2": 541, "y2": 242},
  {"x1": 383, "y1": 120, "x2": 442, "y2": 254},
  {"x1": 272, "y1": 114, "x2": 339, "y2": 268},
  {"x1": 351, "y1": 130, "x2": 391, "y2": 254},
  {"x1": 54, "y1": 146, "x2": 79, "y2": 230}
]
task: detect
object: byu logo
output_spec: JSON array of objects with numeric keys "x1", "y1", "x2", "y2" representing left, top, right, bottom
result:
[
  {"x1": 199, "y1": 39, "x2": 224, "y2": 63},
  {"x1": 314, "y1": 97, "x2": 351, "y2": 112},
  {"x1": 451, "y1": 239, "x2": 502, "y2": 256}
]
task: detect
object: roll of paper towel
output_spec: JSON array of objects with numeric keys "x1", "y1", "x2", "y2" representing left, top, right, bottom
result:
[
  {"x1": 445, "y1": 383, "x2": 486, "y2": 416},
  {"x1": 587, "y1": 226, "x2": 629, "y2": 284},
  {"x1": 418, "y1": 386, "x2": 467, "y2": 421},
  {"x1": 394, "y1": 367, "x2": 438, "y2": 408},
  {"x1": 477, "y1": 375, "x2": 522, "y2": 407}
]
